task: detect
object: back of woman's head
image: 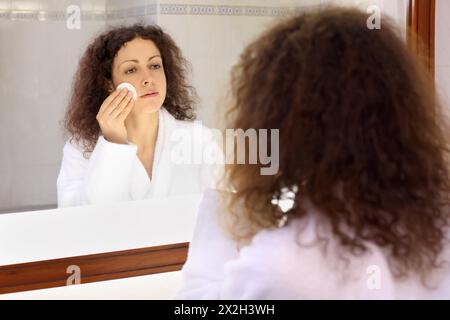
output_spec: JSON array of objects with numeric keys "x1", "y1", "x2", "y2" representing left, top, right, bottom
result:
[{"x1": 224, "y1": 7, "x2": 450, "y2": 279}]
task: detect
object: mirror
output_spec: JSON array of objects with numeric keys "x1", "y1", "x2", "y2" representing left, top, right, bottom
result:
[
  {"x1": 0, "y1": 0, "x2": 408, "y2": 214},
  {"x1": 1, "y1": 0, "x2": 420, "y2": 297}
]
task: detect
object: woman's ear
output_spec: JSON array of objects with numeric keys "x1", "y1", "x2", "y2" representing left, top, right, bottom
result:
[{"x1": 106, "y1": 81, "x2": 115, "y2": 94}]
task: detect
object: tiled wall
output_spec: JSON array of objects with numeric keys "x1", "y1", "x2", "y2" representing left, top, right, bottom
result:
[
  {"x1": 153, "y1": 0, "x2": 407, "y2": 127},
  {"x1": 156, "y1": 0, "x2": 317, "y2": 128},
  {"x1": 436, "y1": 0, "x2": 450, "y2": 115},
  {"x1": 106, "y1": 0, "x2": 157, "y2": 26},
  {"x1": 0, "y1": 0, "x2": 107, "y2": 213},
  {"x1": 0, "y1": 0, "x2": 408, "y2": 213}
]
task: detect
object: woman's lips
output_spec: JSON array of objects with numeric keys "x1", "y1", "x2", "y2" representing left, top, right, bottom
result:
[{"x1": 141, "y1": 92, "x2": 158, "y2": 98}]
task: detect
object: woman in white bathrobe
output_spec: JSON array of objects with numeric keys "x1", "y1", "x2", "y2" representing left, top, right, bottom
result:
[
  {"x1": 57, "y1": 24, "x2": 217, "y2": 207},
  {"x1": 177, "y1": 8, "x2": 450, "y2": 299}
]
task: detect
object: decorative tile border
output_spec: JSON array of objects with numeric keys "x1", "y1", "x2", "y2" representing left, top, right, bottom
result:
[
  {"x1": 0, "y1": 3, "x2": 307, "y2": 21},
  {"x1": 0, "y1": 10, "x2": 106, "y2": 22},
  {"x1": 160, "y1": 4, "x2": 189, "y2": 15},
  {"x1": 190, "y1": 5, "x2": 216, "y2": 15},
  {"x1": 107, "y1": 4, "x2": 157, "y2": 20},
  {"x1": 161, "y1": 4, "x2": 304, "y2": 17},
  {"x1": 0, "y1": 4, "x2": 157, "y2": 21},
  {"x1": 0, "y1": 9, "x2": 108, "y2": 22},
  {"x1": 217, "y1": 6, "x2": 244, "y2": 16}
]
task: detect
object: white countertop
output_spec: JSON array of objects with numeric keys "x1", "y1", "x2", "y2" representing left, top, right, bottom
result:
[
  {"x1": 0, "y1": 271, "x2": 184, "y2": 300},
  {"x1": 0, "y1": 194, "x2": 203, "y2": 266}
]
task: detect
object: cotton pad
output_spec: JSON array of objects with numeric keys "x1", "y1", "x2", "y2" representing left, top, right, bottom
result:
[{"x1": 117, "y1": 82, "x2": 137, "y2": 101}]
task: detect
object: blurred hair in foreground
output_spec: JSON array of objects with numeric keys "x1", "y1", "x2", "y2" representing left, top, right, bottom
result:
[{"x1": 221, "y1": 6, "x2": 450, "y2": 282}]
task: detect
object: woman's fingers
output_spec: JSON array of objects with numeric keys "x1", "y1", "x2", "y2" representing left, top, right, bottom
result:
[
  {"x1": 95, "y1": 88, "x2": 134, "y2": 145},
  {"x1": 97, "y1": 89, "x2": 121, "y2": 118},
  {"x1": 110, "y1": 92, "x2": 133, "y2": 119},
  {"x1": 117, "y1": 98, "x2": 135, "y2": 122},
  {"x1": 98, "y1": 89, "x2": 128, "y2": 119},
  {"x1": 104, "y1": 89, "x2": 129, "y2": 117}
]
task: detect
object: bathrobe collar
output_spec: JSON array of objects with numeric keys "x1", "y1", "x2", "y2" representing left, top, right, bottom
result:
[{"x1": 148, "y1": 107, "x2": 176, "y2": 197}]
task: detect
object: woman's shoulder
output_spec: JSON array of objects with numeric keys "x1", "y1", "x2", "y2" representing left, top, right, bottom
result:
[
  {"x1": 235, "y1": 215, "x2": 399, "y2": 298},
  {"x1": 63, "y1": 138, "x2": 86, "y2": 154},
  {"x1": 162, "y1": 107, "x2": 210, "y2": 131},
  {"x1": 62, "y1": 137, "x2": 96, "y2": 160},
  {"x1": 163, "y1": 108, "x2": 218, "y2": 151}
]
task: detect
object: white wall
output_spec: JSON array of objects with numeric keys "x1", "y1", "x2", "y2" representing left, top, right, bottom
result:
[
  {"x1": 0, "y1": 0, "x2": 107, "y2": 213},
  {"x1": 106, "y1": 0, "x2": 156, "y2": 27},
  {"x1": 436, "y1": 0, "x2": 450, "y2": 113}
]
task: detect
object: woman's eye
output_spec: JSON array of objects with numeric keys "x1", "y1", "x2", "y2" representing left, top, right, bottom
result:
[
  {"x1": 125, "y1": 68, "x2": 136, "y2": 74},
  {"x1": 150, "y1": 64, "x2": 161, "y2": 69}
]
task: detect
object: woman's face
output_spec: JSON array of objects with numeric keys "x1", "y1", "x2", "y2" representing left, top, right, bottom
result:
[{"x1": 111, "y1": 37, "x2": 167, "y2": 115}]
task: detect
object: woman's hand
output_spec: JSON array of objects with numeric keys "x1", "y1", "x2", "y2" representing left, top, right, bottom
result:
[{"x1": 96, "y1": 89, "x2": 135, "y2": 144}]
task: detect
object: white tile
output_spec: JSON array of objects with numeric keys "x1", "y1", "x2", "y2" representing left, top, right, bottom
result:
[
  {"x1": 0, "y1": 139, "x2": 12, "y2": 212},
  {"x1": 2, "y1": 11, "x2": 105, "y2": 212},
  {"x1": 436, "y1": 0, "x2": 450, "y2": 67},
  {"x1": 436, "y1": 66, "x2": 450, "y2": 112},
  {"x1": 0, "y1": 169, "x2": 12, "y2": 212},
  {"x1": 9, "y1": 163, "x2": 59, "y2": 208}
]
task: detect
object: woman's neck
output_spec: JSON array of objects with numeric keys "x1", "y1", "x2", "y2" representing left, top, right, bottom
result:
[{"x1": 125, "y1": 111, "x2": 159, "y2": 152}]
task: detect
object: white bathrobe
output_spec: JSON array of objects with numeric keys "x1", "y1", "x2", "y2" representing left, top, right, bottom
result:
[
  {"x1": 57, "y1": 108, "x2": 220, "y2": 208},
  {"x1": 176, "y1": 189, "x2": 450, "y2": 299}
]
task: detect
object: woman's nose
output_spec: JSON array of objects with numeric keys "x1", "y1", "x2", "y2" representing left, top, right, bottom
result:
[{"x1": 142, "y1": 70, "x2": 153, "y2": 87}]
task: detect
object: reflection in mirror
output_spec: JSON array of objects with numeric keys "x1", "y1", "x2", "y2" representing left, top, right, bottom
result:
[{"x1": 0, "y1": 0, "x2": 408, "y2": 214}]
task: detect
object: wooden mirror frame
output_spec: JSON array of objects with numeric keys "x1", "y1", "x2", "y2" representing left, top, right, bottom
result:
[
  {"x1": 407, "y1": 0, "x2": 436, "y2": 77},
  {"x1": 0, "y1": 243, "x2": 188, "y2": 294}
]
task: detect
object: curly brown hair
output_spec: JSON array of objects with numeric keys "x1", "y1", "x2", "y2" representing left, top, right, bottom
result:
[
  {"x1": 223, "y1": 7, "x2": 450, "y2": 280},
  {"x1": 63, "y1": 24, "x2": 197, "y2": 154}
]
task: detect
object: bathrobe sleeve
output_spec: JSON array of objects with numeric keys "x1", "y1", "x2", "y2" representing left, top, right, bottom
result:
[
  {"x1": 175, "y1": 189, "x2": 300, "y2": 300},
  {"x1": 175, "y1": 189, "x2": 316, "y2": 300},
  {"x1": 176, "y1": 188, "x2": 285, "y2": 300},
  {"x1": 175, "y1": 188, "x2": 240, "y2": 299},
  {"x1": 56, "y1": 136, "x2": 138, "y2": 207}
]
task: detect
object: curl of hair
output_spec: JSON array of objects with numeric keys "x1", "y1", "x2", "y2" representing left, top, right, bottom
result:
[
  {"x1": 64, "y1": 24, "x2": 197, "y2": 154},
  {"x1": 223, "y1": 7, "x2": 450, "y2": 281}
]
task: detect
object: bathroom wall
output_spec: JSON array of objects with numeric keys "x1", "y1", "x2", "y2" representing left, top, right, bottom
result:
[
  {"x1": 106, "y1": 0, "x2": 156, "y2": 27},
  {"x1": 0, "y1": 0, "x2": 107, "y2": 213},
  {"x1": 156, "y1": 0, "x2": 315, "y2": 128},
  {"x1": 154, "y1": 0, "x2": 407, "y2": 127},
  {"x1": 436, "y1": 0, "x2": 450, "y2": 115}
]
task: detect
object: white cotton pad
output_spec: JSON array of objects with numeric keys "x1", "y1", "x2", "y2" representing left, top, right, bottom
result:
[{"x1": 116, "y1": 82, "x2": 137, "y2": 101}]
